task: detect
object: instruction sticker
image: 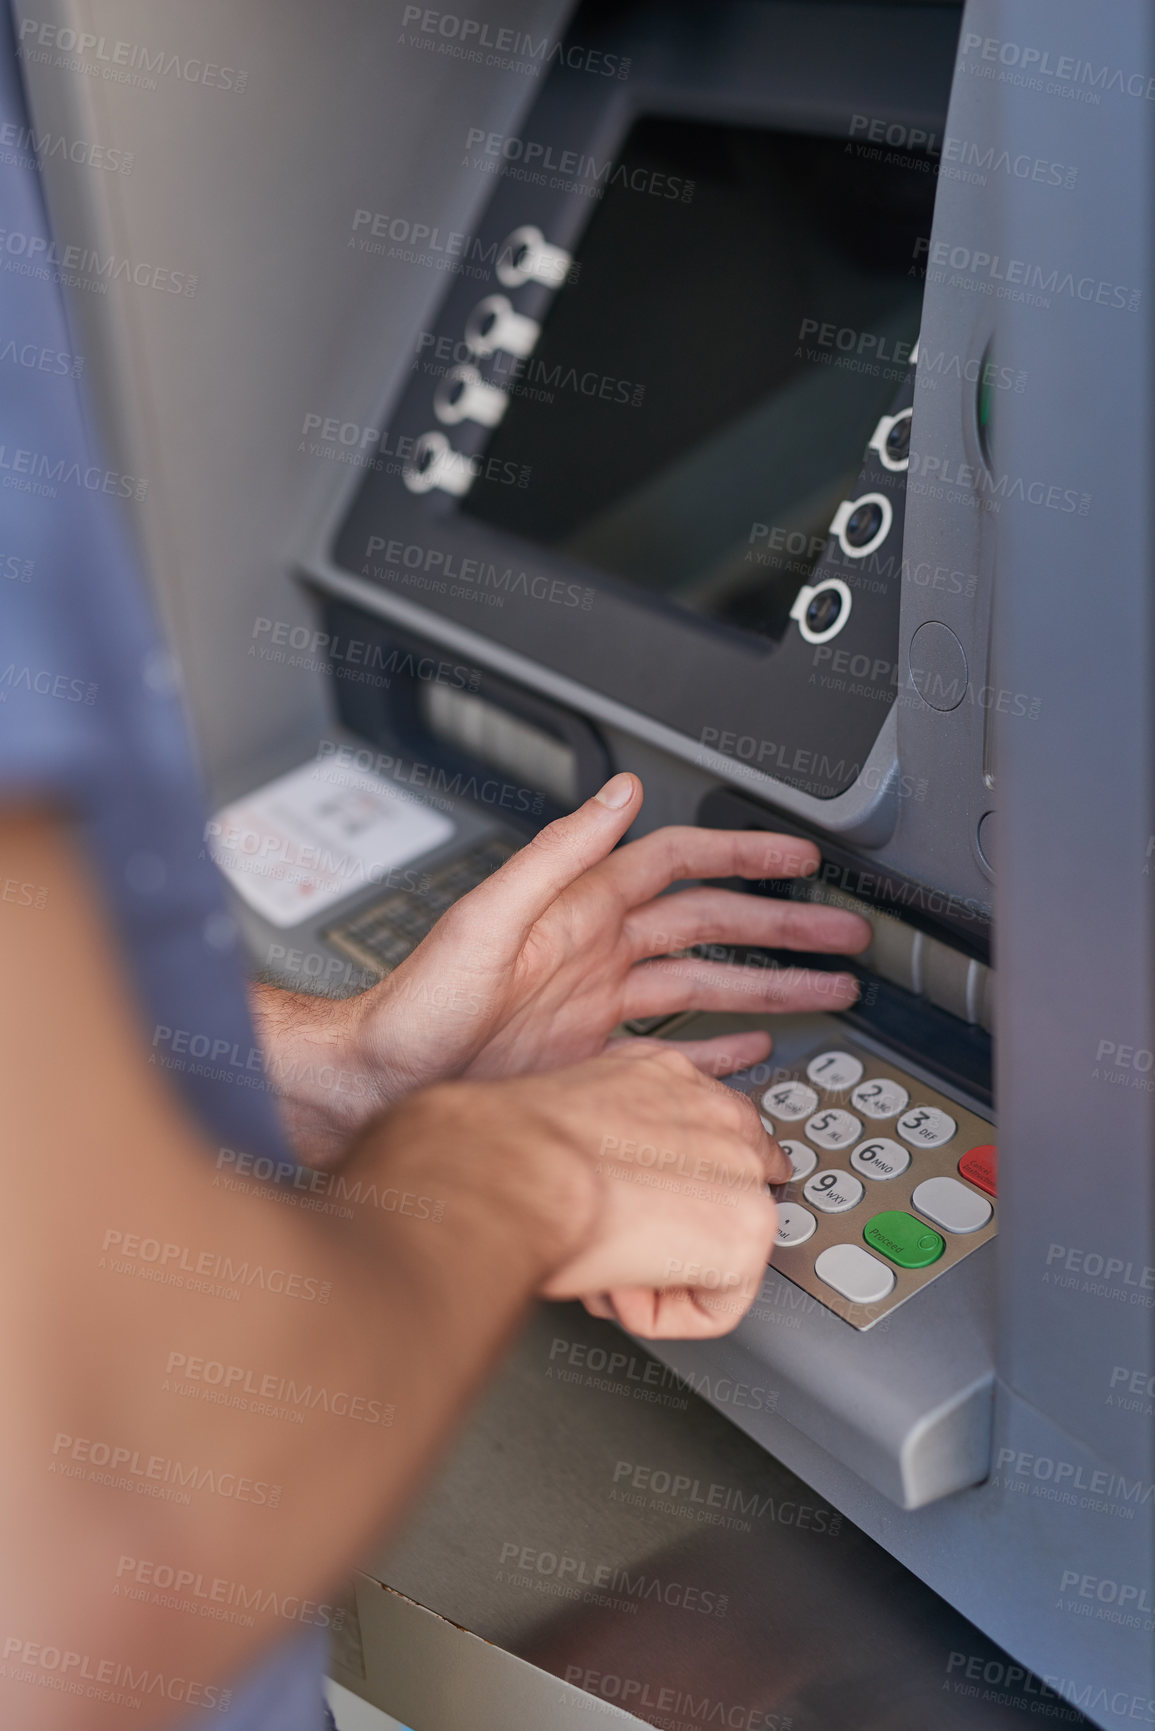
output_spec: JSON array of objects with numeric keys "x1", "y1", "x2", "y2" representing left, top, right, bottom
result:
[{"x1": 208, "y1": 757, "x2": 455, "y2": 927}]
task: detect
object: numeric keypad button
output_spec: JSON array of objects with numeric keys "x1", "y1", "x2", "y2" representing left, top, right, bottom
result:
[
  {"x1": 760, "y1": 1080, "x2": 819, "y2": 1121},
  {"x1": 775, "y1": 1203, "x2": 817, "y2": 1248},
  {"x1": 805, "y1": 1050, "x2": 864, "y2": 1091},
  {"x1": 849, "y1": 1138, "x2": 910, "y2": 1180},
  {"x1": 850, "y1": 1077, "x2": 910, "y2": 1120},
  {"x1": 804, "y1": 1109, "x2": 862, "y2": 1151},
  {"x1": 780, "y1": 1140, "x2": 818, "y2": 1182},
  {"x1": 896, "y1": 1105, "x2": 957, "y2": 1149},
  {"x1": 803, "y1": 1169, "x2": 865, "y2": 1213}
]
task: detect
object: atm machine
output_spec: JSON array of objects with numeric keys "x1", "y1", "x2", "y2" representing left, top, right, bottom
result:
[{"x1": 20, "y1": 0, "x2": 1155, "y2": 1727}]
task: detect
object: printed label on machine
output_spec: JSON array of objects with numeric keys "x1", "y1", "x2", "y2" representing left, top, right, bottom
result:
[{"x1": 208, "y1": 758, "x2": 455, "y2": 927}]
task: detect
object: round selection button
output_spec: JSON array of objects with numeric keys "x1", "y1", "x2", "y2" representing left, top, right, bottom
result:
[
  {"x1": 803, "y1": 1168, "x2": 865, "y2": 1214},
  {"x1": 851, "y1": 1077, "x2": 910, "y2": 1120},
  {"x1": 805, "y1": 1050, "x2": 864, "y2": 1091},
  {"x1": 761, "y1": 1080, "x2": 820, "y2": 1122},
  {"x1": 896, "y1": 1105, "x2": 957, "y2": 1149},
  {"x1": 849, "y1": 1138, "x2": 910, "y2": 1180}
]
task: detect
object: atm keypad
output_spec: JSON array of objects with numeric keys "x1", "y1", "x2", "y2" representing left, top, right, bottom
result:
[
  {"x1": 322, "y1": 834, "x2": 517, "y2": 979},
  {"x1": 756, "y1": 1038, "x2": 996, "y2": 1329}
]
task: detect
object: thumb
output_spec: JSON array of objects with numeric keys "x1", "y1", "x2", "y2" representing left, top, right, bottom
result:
[{"x1": 466, "y1": 773, "x2": 642, "y2": 947}]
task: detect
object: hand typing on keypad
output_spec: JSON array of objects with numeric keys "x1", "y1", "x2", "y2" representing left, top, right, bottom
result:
[{"x1": 252, "y1": 772, "x2": 872, "y2": 1166}]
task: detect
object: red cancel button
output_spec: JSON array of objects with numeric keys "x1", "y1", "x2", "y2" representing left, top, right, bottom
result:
[{"x1": 959, "y1": 1144, "x2": 997, "y2": 1197}]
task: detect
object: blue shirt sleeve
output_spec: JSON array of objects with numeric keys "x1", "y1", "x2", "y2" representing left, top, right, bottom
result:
[
  {"x1": 0, "y1": 8, "x2": 295, "y2": 1163},
  {"x1": 0, "y1": 17, "x2": 332, "y2": 1727}
]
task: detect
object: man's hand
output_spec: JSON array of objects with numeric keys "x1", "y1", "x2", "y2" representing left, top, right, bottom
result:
[
  {"x1": 5, "y1": 805, "x2": 786, "y2": 1725},
  {"x1": 376, "y1": 1040, "x2": 789, "y2": 1339},
  {"x1": 254, "y1": 773, "x2": 872, "y2": 1161}
]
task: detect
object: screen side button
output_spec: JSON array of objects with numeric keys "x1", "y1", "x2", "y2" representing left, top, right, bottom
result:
[
  {"x1": 959, "y1": 1144, "x2": 998, "y2": 1196},
  {"x1": 815, "y1": 1243, "x2": 895, "y2": 1306}
]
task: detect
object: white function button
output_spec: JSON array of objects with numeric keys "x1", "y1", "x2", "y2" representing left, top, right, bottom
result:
[
  {"x1": 496, "y1": 225, "x2": 572, "y2": 289},
  {"x1": 760, "y1": 1080, "x2": 819, "y2": 1122},
  {"x1": 849, "y1": 1138, "x2": 911, "y2": 1181},
  {"x1": 804, "y1": 1109, "x2": 863, "y2": 1151},
  {"x1": 851, "y1": 1077, "x2": 910, "y2": 1120},
  {"x1": 775, "y1": 1203, "x2": 817, "y2": 1248},
  {"x1": 815, "y1": 1243, "x2": 895, "y2": 1305},
  {"x1": 896, "y1": 1105, "x2": 957, "y2": 1149},
  {"x1": 780, "y1": 1140, "x2": 818, "y2": 1182},
  {"x1": 402, "y1": 431, "x2": 476, "y2": 497},
  {"x1": 912, "y1": 1175, "x2": 993, "y2": 1234},
  {"x1": 433, "y1": 364, "x2": 508, "y2": 428},
  {"x1": 464, "y1": 294, "x2": 540, "y2": 359},
  {"x1": 806, "y1": 1050, "x2": 864, "y2": 1091},
  {"x1": 803, "y1": 1169, "x2": 865, "y2": 1214}
]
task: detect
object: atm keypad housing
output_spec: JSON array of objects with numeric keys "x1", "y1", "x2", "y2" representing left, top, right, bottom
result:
[{"x1": 753, "y1": 1035, "x2": 996, "y2": 1331}]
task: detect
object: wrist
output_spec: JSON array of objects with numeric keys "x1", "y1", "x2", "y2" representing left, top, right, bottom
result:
[
  {"x1": 250, "y1": 984, "x2": 388, "y2": 1166},
  {"x1": 371, "y1": 1080, "x2": 602, "y2": 1284}
]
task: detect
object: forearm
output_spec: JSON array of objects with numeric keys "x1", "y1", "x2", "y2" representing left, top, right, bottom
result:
[
  {"x1": 1, "y1": 810, "x2": 573, "y2": 1728},
  {"x1": 248, "y1": 980, "x2": 384, "y2": 1166},
  {"x1": 16, "y1": 1115, "x2": 551, "y2": 1730}
]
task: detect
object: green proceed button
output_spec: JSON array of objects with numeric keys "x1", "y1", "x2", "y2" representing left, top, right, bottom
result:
[{"x1": 864, "y1": 1211, "x2": 945, "y2": 1269}]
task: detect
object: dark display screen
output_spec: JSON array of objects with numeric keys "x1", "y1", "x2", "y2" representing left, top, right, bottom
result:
[{"x1": 463, "y1": 116, "x2": 936, "y2": 643}]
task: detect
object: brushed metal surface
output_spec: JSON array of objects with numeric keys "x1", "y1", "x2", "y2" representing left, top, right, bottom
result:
[{"x1": 349, "y1": 1301, "x2": 1088, "y2": 1731}]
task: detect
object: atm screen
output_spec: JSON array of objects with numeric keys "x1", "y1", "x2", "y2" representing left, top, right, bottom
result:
[{"x1": 463, "y1": 116, "x2": 935, "y2": 643}]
